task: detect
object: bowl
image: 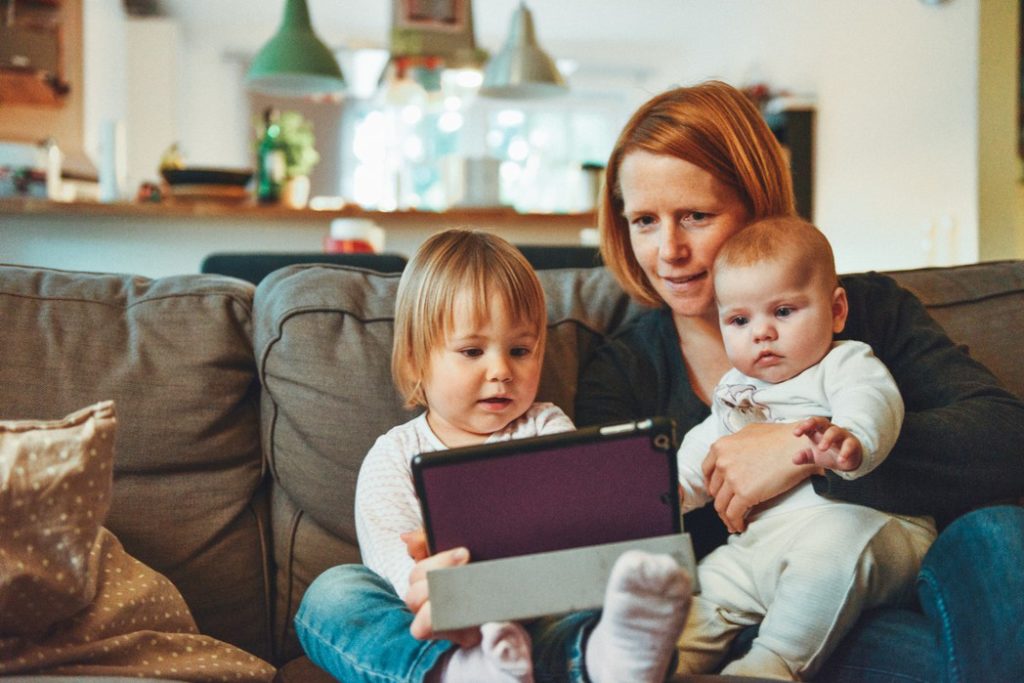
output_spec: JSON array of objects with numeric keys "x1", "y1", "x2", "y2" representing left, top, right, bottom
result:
[{"x1": 161, "y1": 167, "x2": 253, "y2": 187}]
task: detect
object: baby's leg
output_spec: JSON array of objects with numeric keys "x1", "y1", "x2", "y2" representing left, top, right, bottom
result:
[
  {"x1": 723, "y1": 506, "x2": 935, "y2": 680},
  {"x1": 431, "y1": 621, "x2": 534, "y2": 683},
  {"x1": 585, "y1": 549, "x2": 692, "y2": 683},
  {"x1": 674, "y1": 537, "x2": 765, "y2": 676}
]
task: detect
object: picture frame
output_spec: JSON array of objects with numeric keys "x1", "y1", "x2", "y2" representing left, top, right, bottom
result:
[{"x1": 397, "y1": 0, "x2": 466, "y2": 33}]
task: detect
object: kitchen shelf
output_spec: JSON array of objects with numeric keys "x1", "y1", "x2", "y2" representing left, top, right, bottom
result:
[{"x1": 0, "y1": 197, "x2": 597, "y2": 231}]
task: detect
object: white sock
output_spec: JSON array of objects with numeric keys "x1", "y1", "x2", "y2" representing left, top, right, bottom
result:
[
  {"x1": 435, "y1": 621, "x2": 534, "y2": 683},
  {"x1": 585, "y1": 550, "x2": 692, "y2": 683}
]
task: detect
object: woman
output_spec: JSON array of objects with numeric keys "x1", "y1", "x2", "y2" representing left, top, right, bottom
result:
[{"x1": 576, "y1": 80, "x2": 1024, "y2": 680}]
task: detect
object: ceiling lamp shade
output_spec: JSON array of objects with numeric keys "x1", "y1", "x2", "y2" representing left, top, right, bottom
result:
[
  {"x1": 245, "y1": 0, "x2": 345, "y2": 98},
  {"x1": 479, "y1": 2, "x2": 567, "y2": 99}
]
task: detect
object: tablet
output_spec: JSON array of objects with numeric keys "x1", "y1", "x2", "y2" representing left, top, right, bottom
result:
[{"x1": 412, "y1": 417, "x2": 680, "y2": 562}]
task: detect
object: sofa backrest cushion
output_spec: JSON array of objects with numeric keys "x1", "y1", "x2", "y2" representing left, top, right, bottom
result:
[
  {"x1": 253, "y1": 263, "x2": 642, "y2": 660},
  {"x1": 885, "y1": 260, "x2": 1024, "y2": 399},
  {"x1": 0, "y1": 265, "x2": 271, "y2": 661}
]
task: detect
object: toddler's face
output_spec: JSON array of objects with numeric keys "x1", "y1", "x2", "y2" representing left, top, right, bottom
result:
[
  {"x1": 715, "y1": 259, "x2": 846, "y2": 383},
  {"x1": 422, "y1": 291, "x2": 543, "y2": 448}
]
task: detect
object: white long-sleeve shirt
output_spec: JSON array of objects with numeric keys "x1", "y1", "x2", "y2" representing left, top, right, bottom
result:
[
  {"x1": 678, "y1": 340, "x2": 904, "y2": 521},
  {"x1": 354, "y1": 402, "x2": 574, "y2": 598}
]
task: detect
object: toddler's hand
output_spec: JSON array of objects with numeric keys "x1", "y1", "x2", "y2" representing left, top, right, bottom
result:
[
  {"x1": 792, "y1": 417, "x2": 862, "y2": 472},
  {"x1": 401, "y1": 529, "x2": 429, "y2": 562},
  {"x1": 403, "y1": 539, "x2": 480, "y2": 648}
]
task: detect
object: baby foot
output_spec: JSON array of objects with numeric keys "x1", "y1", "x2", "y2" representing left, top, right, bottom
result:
[
  {"x1": 585, "y1": 550, "x2": 692, "y2": 683},
  {"x1": 437, "y1": 621, "x2": 534, "y2": 683}
]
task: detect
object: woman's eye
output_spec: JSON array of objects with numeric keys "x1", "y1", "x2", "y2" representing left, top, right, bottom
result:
[
  {"x1": 629, "y1": 215, "x2": 656, "y2": 231},
  {"x1": 682, "y1": 211, "x2": 712, "y2": 226}
]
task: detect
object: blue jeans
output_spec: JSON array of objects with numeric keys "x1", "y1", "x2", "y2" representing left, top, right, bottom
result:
[
  {"x1": 294, "y1": 564, "x2": 598, "y2": 683},
  {"x1": 296, "y1": 506, "x2": 1023, "y2": 682},
  {"x1": 814, "y1": 505, "x2": 1024, "y2": 682}
]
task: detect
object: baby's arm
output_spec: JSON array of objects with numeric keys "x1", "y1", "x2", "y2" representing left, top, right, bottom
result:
[
  {"x1": 801, "y1": 341, "x2": 905, "y2": 479},
  {"x1": 677, "y1": 416, "x2": 717, "y2": 512},
  {"x1": 792, "y1": 416, "x2": 862, "y2": 471}
]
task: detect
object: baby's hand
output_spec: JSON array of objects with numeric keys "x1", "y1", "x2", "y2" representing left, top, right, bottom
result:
[{"x1": 792, "y1": 417, "x2": 862, "y2": 472}]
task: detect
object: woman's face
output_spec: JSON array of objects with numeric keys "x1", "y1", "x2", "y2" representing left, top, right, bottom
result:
[{"x1": 619, "y1": 150, "x2": 751, "y2": 320}]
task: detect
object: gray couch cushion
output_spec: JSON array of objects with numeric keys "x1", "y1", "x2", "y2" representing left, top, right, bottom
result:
[
  {"x1": 886, "y1": 260, "x2": 1024, "y2": 399},
  {"x1": 253, "y1": 263, "x2": 642, "y2": 661},
  {"x1": 0, "y1": 265, "x2": 271, "y2": 661}
]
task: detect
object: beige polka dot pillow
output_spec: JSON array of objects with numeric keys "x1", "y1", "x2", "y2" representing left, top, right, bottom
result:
[
  {"x1": 0, "y1": 400, "x2": 116, "y2": 638},
  {"x1": 0, "y1": 401, "x2": 275, "y2": 681}
]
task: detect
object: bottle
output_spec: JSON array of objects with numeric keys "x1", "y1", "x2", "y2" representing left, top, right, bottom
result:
[
  {"x1": 39, "y1": 137, "x2": 63, "y2": 201},
  {"x1": 256, "y1": 108, "x2": 286, "y2": 204}
]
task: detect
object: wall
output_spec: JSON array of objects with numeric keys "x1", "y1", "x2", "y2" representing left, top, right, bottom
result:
[
  {"x1": 978, "y1": 0, "x2": 1024, "y2": 261},
  {"x1": 4, "y1": 0, "x2": 1021, "y2": 275},
  {"x1": 124, "y1": 16, "x2": 179, "y2": 190},
  {"x1": 160, "y1": 0, "x2": 1005, "y2": 273},
  {"x1": 0, "y1": 0, "x2": 87, "y2": 171},
  {"x1": 0, "y1": 0, "x2": 129, "y2": 179}
]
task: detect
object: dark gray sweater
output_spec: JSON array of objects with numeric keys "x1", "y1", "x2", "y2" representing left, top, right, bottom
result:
[{"x1": 575, "y1": 272, "x2": 1024, "y2": 556}]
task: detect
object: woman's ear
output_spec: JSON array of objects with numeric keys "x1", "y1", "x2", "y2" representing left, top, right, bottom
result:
[{"x1": 831, "y1": 286, "x2": 849, "y2": 334}]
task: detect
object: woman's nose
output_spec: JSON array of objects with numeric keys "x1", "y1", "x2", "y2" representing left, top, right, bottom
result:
[{"x1": 659, "y1": 223, "x2": 689, "y2": 261}]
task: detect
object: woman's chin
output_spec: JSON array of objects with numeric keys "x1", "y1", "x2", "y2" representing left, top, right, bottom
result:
[{"x1": 665, "y1": 293, "x2": 715, "y2": 321}]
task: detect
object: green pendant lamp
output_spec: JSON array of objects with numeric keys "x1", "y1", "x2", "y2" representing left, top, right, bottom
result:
[
  {"x1": 246, "y1": 0, "x2": 345, "y2": 98},
  {"x1": 479, "y1": 1, "x2": 566, "y2": 99}
]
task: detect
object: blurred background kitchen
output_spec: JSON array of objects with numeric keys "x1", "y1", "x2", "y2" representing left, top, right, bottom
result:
[{"x1": 0, "y1": 0, "x2": 1020, "y2": 277}]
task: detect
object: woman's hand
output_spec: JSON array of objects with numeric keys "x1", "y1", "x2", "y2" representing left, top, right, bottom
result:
[
  {"x1": 702, "y1": 422, "x2": 822, "y2": 533},
  {"x1": 400, "y1": 531, "x2": 480, "y2": 648}
]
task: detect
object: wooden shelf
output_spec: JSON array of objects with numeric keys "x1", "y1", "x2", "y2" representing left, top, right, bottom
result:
[{"x1": 0, "y1": 197, "x2": 597, "y2": 231}]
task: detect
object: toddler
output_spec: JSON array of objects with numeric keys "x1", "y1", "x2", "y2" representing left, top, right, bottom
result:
[
  {"x1": 674, "y1": 217, "x2": 937, "y2": 680},
  {"x1": 296, "y1": 228, "x2": 692, "y2": 683}
]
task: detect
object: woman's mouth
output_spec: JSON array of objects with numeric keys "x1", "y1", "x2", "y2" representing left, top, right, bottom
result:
[{"x1": 662, "y1": 271, "x2": 707, "y2": 288}]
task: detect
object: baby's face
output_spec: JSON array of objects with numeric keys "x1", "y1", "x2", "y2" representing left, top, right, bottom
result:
[{"x1": 715, "y1": 259, "x2": 846, "y2": 383}]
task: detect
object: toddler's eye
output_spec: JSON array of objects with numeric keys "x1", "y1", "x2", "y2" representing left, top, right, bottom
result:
[
  {"x1": 729, "y1": 316, "x2": 749, "y2": 327},
  {"x1": 776, "y1": 306, "x2": 794, "y2": 318},
  {"x1": 510, "y1": 346, "x2": 532, "y2": 358},
  {"x1": 460, "y1": 348, "x2": 483, "y2": 358}
]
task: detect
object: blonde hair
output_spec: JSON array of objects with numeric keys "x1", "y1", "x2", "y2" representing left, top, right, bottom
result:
[
  {"x1": 392, "y1": 228, "x2": 547, "y2": 409},
  {"x1": 599, "y1": 80, "x2": 796, "y2": 307},
  {"x1": 714, "y1": 216, "x2": 838, "y2": 291}
]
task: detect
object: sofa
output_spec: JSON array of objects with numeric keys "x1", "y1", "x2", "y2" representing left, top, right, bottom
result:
[{"x1": 1, "y1": 257, "x2": 1022, "y2": 682}]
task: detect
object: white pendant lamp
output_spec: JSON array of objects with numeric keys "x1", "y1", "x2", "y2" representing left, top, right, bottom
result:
[{"x1": 479, "y1": 2, "x2": 567, "y2": 99}]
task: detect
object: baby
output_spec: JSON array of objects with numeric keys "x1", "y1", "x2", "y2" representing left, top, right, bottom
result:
[{"x1": 674, "y1": 217, "x2": 937, "y2": 680}]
